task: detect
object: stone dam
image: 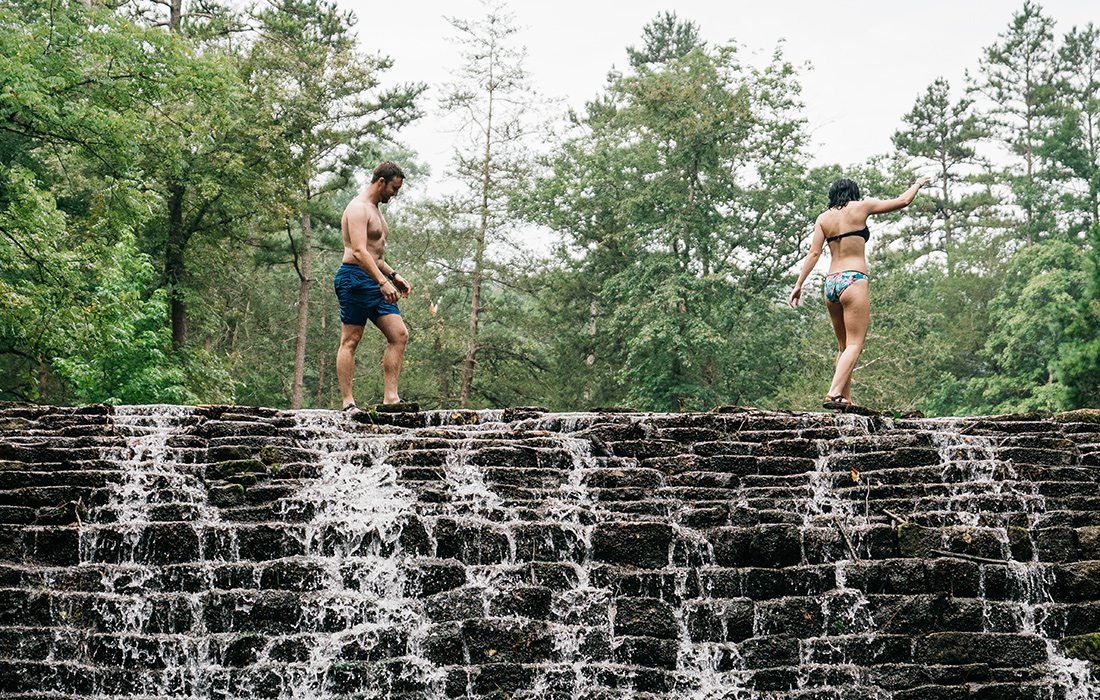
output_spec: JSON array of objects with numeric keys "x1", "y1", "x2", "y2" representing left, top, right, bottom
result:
[{"x1": 1, "y1": 404, "x2": 1099, "y2": 700}]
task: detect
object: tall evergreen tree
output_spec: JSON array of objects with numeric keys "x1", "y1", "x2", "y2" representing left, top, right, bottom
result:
[
  {"x1": 524, "y1": 16, "x2": 813, "y2": 410},
  {"x1": 246, "y1": 0, "x2": 423, "y2": 408},
  {"x1": 1049, "y1": 24, "x2": 1100, "y2": 406},
  {"x1": 892, "y1": 78, "x2": 991, "y2": 273},
  {"x1": 625, "y1": 11, "x2": 703, "y2": 70},
  {"x1": 441, "y1": 1, "x2": 539, "y2": 407},
  {"x1": 1047, "y1": 24, "x2": 1100, "y2": 237},
  {"x1": 974, "y1": 0, "x2": 1062, "y2": 244}
]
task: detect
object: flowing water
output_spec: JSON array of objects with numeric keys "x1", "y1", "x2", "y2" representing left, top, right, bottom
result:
[{"x1": 1, "y1": 406, "x2": 1096, "y2": 699}]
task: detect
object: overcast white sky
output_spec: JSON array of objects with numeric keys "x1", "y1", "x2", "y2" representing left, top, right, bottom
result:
[{"x1": 342, "y1": 0, "x2": 1097, "y2": 195}]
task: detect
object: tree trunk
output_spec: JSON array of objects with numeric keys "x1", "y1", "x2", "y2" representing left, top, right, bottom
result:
[
  {"x1": 1024, "y1": 91, "x2": 1035, "y2": 245},
  {"x1": 290, "y1": 210, "x2": 313, "y2": 409},
  {"x1": 460, "y1": 60, "x2": 496, "y2": 408},
  {"x1": 316, "y1": 309, "x2": 327, "y2": 409},
  {"x1": 583, "y1": 300, "x2": 597, "y2": 404},
  {"x1": 430, "y1": 297, "x2": 448, "y2": 404},
  {"x1": 673, "y1": 297, "x2": 687, "y2": 411},
  {"x1": 1088, "y1": 110, "x2": 1099, "y2": 233},
  {"x1": 460, "y1": 242, "x2": 485, "y2": 407},
  {"x1": 170, "y1": 0, "x2": 183, "y2": 33},
  {"x1": 166, "y1": 183, "x2": 188, "y2": 350},
  {"x1": 36, "y1": 358, "x2": 48, "y2": 402},
  {"x1": 165, "y1": 10, "x2": 189, "y2": 348},
  {"x1": 229, "y1": 299, "x2": 245, "y2": 354},
  {"x1": 941, "y1": 151, "x2": 953, "y2": 277}
]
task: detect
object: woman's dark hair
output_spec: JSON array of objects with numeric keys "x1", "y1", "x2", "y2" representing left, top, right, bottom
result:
[{"x1": 828, "y1": 178, "x2": 861, "y2": 208}]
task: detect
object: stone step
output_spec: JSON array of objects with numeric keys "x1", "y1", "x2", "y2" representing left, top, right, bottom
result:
[{"x1": 0, "y1": 659, "x2": 205, "y2": 695}]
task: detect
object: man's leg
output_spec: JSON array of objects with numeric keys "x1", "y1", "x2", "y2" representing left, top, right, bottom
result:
[
  {"x1": 337, "y1": 323, "x2": 365, "y2": 409},
  {"x1": 373, "y1": 314, "x2": 408, "y2": 404}
]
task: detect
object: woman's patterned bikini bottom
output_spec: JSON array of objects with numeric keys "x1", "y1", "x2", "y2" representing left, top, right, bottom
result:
[{"x1": 823, "y1": 270, "x2": 868, "y2": 304}]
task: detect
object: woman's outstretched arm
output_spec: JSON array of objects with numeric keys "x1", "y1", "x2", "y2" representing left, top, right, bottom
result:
[
  {"x1": 860, "y1": 175, "x2": 932, "y2": 215},
  {"x1": 788, "y1": 219, "x2": 826, "y2": 308}
]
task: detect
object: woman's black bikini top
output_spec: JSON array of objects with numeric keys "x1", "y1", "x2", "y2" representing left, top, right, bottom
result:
[{"x1": 825, "y1": 226, "x2": 870, "y2": 243}]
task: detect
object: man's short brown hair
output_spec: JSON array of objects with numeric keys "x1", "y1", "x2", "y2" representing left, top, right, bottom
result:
[{"x1": 373, "y1": 161, "x2": 405, "y2": 183}]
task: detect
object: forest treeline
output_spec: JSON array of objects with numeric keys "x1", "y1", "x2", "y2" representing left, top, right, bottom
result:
[{"x1": 2, "y1": 0, "x2": 1099, "y2": 415}]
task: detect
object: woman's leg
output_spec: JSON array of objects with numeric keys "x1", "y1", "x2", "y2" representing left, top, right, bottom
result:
[
  {"x1": 826, "y1": 279, "x2": 869, "y2": 400},
  {"x1": 825, "y1": 297, "x2": 846, "y2": 398}
]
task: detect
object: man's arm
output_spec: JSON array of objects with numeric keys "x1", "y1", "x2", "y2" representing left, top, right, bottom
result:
[{"x1": 369, "y1": 238, "x2": 412, "y2": 298}]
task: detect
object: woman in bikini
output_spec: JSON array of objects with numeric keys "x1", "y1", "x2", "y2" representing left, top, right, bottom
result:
[{"x1": 788, "y1": 175, "x2": 931, "y2": 409}]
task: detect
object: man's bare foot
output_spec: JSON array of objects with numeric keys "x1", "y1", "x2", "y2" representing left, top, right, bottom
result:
[{"x1": 383, "y1": 397, "x2": 401, "y2": 405}]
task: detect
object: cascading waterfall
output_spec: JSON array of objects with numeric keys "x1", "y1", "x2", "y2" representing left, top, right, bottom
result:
[
  {"x1": 82, "y1": 405, "x2": 218, "y2": 698},
  {"x1": 1, "y1": 404, "x2": 1097, "y2": 700},
  {"x1": 929, "y1": 420, "x2": 1095, "y2": 700}
]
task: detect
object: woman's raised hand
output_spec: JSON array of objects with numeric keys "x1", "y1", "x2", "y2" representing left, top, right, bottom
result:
[{"x1": 915, "y1": 175, "x2": 932, "y2": 188}]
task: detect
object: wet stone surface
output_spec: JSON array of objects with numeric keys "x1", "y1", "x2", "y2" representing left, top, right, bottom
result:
[{"x1": 0, "y1": 404, "x2": 1098, "y2": 699}]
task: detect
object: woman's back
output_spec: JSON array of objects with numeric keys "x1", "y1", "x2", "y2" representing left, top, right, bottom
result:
[{"x1": 819, "y1": 204, "x2": 870, "y2": 274}]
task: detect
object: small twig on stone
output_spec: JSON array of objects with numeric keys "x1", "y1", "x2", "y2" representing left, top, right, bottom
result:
[
  {"x1": 957, "y1": 420, "x2": 981, "y2": 435},
  {"x1": 832, "y1": 516, "x2": 860, "y2": 562},
  {"x1": 864, "y1": 479, "x2": 872, "y2": 518},
  {"x1": 930, "y1": 549, "x2": 1009, "y2": 566},
  {"x1": 883, "y1": 509, "x2": 909, "y2": 526}
]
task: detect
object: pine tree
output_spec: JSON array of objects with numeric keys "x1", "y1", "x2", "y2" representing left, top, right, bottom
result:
[
  {"x1": 892, "y1": 78, "x2": 990, "y2": 274},
  {"x1": 1048, "y1": 24, "x2": 1100, "y2": 237},
  {"x1": 1049, "y1": 24, "x2": 1100, "y2": 407},
  {"x1": 975, "y1": 0, "x2": 1062, "y2": 244},
  {"x1": 625, "y1": 11, "x2": 703, "y2": 70},
  {"x1": 441, "y1": 1, "x2": 538, "y2": 407},
  {"x1": 246, "y1": 0, "x2": 423, "y2": 408},
  {"x1": 524, "y1": 16, "x2": 812, "y2": 410}
]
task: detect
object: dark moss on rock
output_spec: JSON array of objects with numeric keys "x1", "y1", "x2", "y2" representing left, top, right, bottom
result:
[{"x1": 591, "y1": 522, "x2": 672, "y2": 569}]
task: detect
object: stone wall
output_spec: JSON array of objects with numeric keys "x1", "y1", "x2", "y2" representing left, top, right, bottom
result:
[{"x1": 0, "y1": 404, "x2": 1098, "y2": 699}]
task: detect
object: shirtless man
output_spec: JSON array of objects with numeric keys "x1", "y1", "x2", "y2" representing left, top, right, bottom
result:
[{"x1": 334, "y1": 161, "x2": 411, "y2": 410}]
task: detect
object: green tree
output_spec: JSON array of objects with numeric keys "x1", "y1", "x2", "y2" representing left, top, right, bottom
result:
[
  {"x1": 968, "y1": 241, "x2": 1085, "y2": 412},
  {"x1": 121, "y1": 0, "x2": 242, "y2": 38},
  {"x1": 1048, "y1": 24, "x2": 1100, "y2": 407},
  {"x1": 892, "y1": 78, "x2": 992, "y2": 274},
  {"x1": 626, "y1": 10, "x2": 703, "y2": 70},
  {"x1": 440, "y1": 1, "x2": 540, "y2": 407},
  {"x1": 1047, "y1": 24, "x2": 1100, "y2": 237},
  {"x1": 0, "y1": 0, "x2": 226, "y2": 401},
  {"x1": 974, "y1": 0, "x2": 1062, "y2": 244},
  {"x1": 245, "y1": 0, "x2": 423, "y2": 408},
  {"x1": 117, "y1": 1, "x2": 272, "y2": 385},
  {"x1": 524, "y1": 15, "x2": 813, "y2": 410}
]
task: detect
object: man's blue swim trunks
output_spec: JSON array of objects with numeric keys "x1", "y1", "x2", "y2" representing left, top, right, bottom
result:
[{"x1": 333, "y1": 263, "x2": 400, "y2": 326}]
